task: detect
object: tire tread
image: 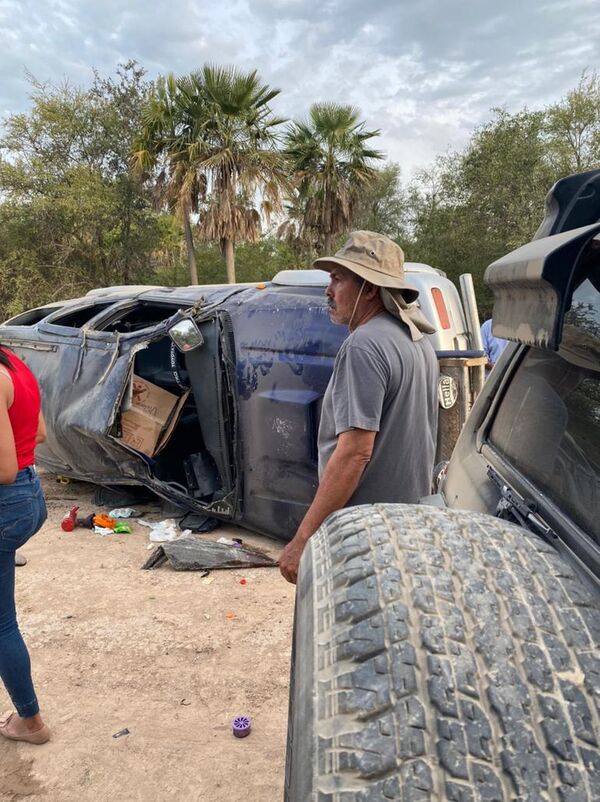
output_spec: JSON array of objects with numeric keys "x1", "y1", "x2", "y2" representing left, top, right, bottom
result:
[{"x1": 298, "y1": 504, "x2": 600, "y2": 802}]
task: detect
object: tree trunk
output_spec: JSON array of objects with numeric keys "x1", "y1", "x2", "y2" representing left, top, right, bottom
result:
[
  {"x1": 183, "y1": 212, "x2": 199, "y2": 285},
  {"x1": 121, "y1": 183, "x2": 132, "y2": 284},
  {"x1": 224, "y1": 238, "x2": 236, "y2": 284},
  {"x1": 323, "y1": 231, "x2": 332, "y2": 255}
]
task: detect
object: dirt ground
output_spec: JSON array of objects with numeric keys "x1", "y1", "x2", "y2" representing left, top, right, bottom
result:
[{"x1": 0, "y1": 473, "x2": 296, "y2": 802}]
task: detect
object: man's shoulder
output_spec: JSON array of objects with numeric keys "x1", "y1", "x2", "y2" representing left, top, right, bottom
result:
[
  {"x1": 350, "y1": 313, "x2": 400, "y2": 343},
  {"x1": 351, "y1": 313, "x2": 433, "y2": 353}
]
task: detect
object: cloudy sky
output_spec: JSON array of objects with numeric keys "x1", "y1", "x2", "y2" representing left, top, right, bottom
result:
[{"x1": 2, "y1": 0, "x2": 599, "y2": 175}]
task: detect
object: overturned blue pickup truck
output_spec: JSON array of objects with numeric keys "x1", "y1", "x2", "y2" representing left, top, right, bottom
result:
[{"x1": 1, "y1": 265, "x2": 483, "y2": 539}]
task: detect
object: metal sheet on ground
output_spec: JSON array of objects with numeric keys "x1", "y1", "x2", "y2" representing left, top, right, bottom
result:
[{"x1": 143, "y1": 536, "x2": 278, "y2": 571}]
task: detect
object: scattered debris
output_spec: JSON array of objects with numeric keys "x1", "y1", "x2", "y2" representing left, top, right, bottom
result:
[
  {"x1": 141, "y1": 536, "x2": 278, "y2": 572},
  {"x1": 109, "y1": 508, "x2": 140, "y2": 519},
  {"x1": 94, "y1": 513, "x2": 117, "y2": 529},
  {"x1": 112, "y1": 728, "x2": 130, "y2": 739},
  {"x1": 94, "y1": 526, "x2": 114, "y2": 536},
  {"x1": 239, "y1": 579, "x2": 247, "y2": 585},
  {"x1": 113, "y1": 522, "x2": 132, "y2": 534},
  {"x1": 202, "y1": 576, "x2": 215, "y2": 586},
  {"x1": 61, "y1": 506, "x2": 80, "y2": 532},
  {"x1": 61, "y1": 507, "x2": 98, "y2": 531},
  {"x1": 138, "y1": 518, "x2": 190, "y2": 543},
  {"x1": 225, "y1": 612, "x2": 236, "y2": 620},
  {"x1": 232, "y1": 716, "x2": 251, "y2": 738},
  {"x1": 180, "y1": 699, "x2": 191, "y2": 707}
]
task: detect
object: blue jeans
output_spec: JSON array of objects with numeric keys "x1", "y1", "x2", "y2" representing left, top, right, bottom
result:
[{"x1": 0, "y1": 467, "x2": 47, "y2": 718}]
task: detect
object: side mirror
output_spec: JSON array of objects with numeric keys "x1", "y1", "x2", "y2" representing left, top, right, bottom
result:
[{"x1": 168, "y1": 318, "x2": 204, "y2": 352}]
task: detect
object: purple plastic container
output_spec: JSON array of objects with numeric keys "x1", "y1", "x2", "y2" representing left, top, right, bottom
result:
[{"x1": 232, "y1": 715, "x2": 251, "y2": 738}]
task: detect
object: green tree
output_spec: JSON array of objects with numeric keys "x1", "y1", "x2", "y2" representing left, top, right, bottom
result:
[
  {"x1": 352, "y1": 162, "x2": 409, "y2": 240},
  {"x1": 153, "y1": 236, "x2": 301, "y2": 286},
  {"x1": 90, "y1": 62, "x2": 163, "y2": 283},
  {"x1": 0, "y1": 62, "x2": 173, "y2": 319},
  {"x1": 407, "y1": 109, "x2": 556, "y2": 312},
  {"x1": 283, "y1": 103, "x2": 384, "y2": 255},
  {"x1": 132, "y1": 72, "x2": 207, "y2": 284},
  {"x1": 546, "y1": 71, "x2": 600, "y2": 173},
  {"x1": 405, "y1": 74, "x2": 600, "y2": 315}
]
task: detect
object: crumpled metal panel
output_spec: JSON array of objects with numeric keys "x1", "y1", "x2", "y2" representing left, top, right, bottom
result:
[
  {"x1": 4, "y1": 309, "x2": 191, "y2": 487},
  {"x1": 143, "y1": 536, "x2": 277, "y2": 571}
]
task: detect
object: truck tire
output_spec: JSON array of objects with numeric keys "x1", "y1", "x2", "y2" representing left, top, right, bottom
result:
[{"x1": 285, "y1": 504, "x2": 600, "y2": 802}]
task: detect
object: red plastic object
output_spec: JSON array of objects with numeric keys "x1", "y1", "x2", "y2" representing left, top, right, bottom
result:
[
  {"x1": 239, "y1": 579, "x2": 247, "y2": 585},
  {"x1": 61, "y1": 506, "x2": 79, "y2": 532}
]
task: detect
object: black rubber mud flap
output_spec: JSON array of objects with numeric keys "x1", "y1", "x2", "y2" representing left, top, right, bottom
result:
[{"x1": 285, "y1": 504, "x2": 600, "y2": 802}]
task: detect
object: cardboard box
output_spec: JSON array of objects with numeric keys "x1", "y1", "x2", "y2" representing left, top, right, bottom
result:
[{"x1": 120, "y1": 374, "x2": 189, "y2": 457}]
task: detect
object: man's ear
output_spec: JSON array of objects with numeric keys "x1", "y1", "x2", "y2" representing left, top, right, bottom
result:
[{"x1": 363, "y1": 281, "x2": 379, "y2": 299}]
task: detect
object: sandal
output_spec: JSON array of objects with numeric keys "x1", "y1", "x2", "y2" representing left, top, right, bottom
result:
[{"x1": 0, "y1": 711, "x2": 50, "y2": 744}]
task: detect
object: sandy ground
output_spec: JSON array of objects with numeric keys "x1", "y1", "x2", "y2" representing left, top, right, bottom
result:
[{"x1": 0, "y1": 473, "x2": 296, "y2": 802}]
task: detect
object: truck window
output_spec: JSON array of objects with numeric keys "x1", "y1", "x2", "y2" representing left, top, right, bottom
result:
[
  {"x1": 488, "y1": 271, "x2": 600, "y2": 544},
  {"x1": 46, "y1": 302, "x2": 116, "y2": 328}
]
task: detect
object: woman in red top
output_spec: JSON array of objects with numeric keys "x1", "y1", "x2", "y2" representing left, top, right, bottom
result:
[{"x1": 0, "y1": 344, "x2": 50, "y2": 744}]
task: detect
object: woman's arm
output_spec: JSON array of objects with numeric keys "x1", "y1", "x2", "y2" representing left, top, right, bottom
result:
[
  {"x1": 0, "y1": 378, "x2": 18, "y2": 484},
  {"x1": 35, "y1": 411, "x2": 47, "y2": 445}
]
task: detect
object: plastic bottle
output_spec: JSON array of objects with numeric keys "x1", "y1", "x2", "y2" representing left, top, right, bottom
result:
[{"x1": 61, "y1": 506, "x2": 79, "y2": 532}]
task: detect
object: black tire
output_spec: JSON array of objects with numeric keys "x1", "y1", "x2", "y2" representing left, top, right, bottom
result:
[{"x1": 285, "y1": 504, "x2": 600, "y2": 802}]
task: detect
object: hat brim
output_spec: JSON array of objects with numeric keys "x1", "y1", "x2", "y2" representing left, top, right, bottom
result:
[{"x1": 314, "y1": 255, "x2": 419, "y2": 300}]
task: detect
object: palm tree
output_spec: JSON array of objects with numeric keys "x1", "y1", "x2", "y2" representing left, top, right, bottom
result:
[
  {"x1": 283, "y1": 103, "x2": 384, "y2": 254},
  {"x1": 194, "y1": 65, "x2": 289, "y2": 283},
  {"x1": 132, "y1": 73, "x2": 206, "y2": 284},
  {"x1": 133, "y1": 66, "x2": 288, "y2": 285}
]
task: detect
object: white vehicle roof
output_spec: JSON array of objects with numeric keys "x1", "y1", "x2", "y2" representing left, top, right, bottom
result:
[
  {"x1": 271, "y1": 263, "x2": 445, "y2": 287},
  {"x1": 272, "y1": 266, "x2": 469, "y2": 351}
]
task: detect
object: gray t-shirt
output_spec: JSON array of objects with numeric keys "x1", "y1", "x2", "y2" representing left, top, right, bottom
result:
[{"x1": 318, "y1": 313, "x2": 439, "y2": 505}]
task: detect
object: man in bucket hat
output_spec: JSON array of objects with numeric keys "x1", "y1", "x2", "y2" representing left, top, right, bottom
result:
[{"x1": 280, "y1": 231, "x2": 439, "y2": 584}]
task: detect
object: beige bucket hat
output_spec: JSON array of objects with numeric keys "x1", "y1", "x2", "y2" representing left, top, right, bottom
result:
[
  {"x1": 315, "y1": 230, "x2": 437, "y2": 341},
  {"x1": 314, "y1": 230, "x2": 419, "y2": 301}
]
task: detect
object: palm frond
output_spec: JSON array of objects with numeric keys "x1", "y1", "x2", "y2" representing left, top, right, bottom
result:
[{"x1": 280, "y1": 102, "x2": 385, "y2": 252}]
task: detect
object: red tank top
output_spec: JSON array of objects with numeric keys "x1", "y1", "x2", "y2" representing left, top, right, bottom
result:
[{"x1": 1, "y1": 348, "x2": 41, "y2": 469}]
